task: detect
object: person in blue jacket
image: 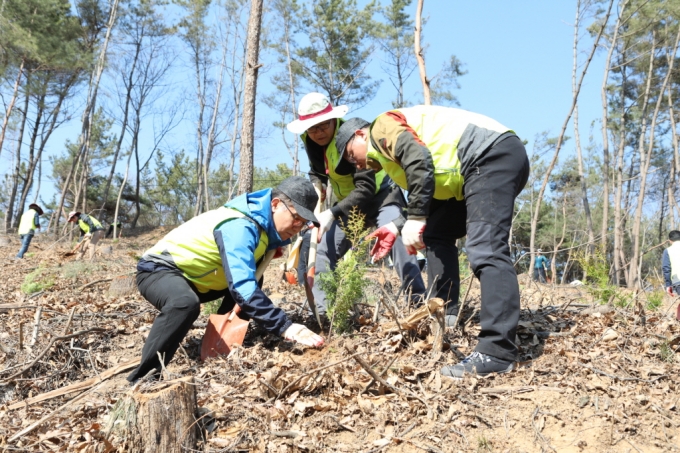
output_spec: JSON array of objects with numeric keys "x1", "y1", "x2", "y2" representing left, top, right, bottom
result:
[
  {"x1": 127, "y1": 177, "x2": 324, "y2": 383},
  {"x1": 534, "y1": 250, "x2": 549, "y2": 283}
]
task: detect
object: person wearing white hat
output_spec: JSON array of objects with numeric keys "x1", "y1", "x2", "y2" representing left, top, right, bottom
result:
[
  {"x1": 287, "y1": 93, "x2": 425, "y2": 318},
  {"x1": 67, "y1": 211, "x2": 105, "y2": 260}
]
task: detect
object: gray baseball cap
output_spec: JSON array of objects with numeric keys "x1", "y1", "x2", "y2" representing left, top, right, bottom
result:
[
  {"x1": 276, "y1": 176, "x2": 320, "y2": 227},
  {"x1": 335, "y1": 117, "x2": 370, "y2": 166}
]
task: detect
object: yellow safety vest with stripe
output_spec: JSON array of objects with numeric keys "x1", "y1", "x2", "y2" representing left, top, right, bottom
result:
[
  {"x1": 367, "y1": 106, "x2": 511, "y2": 201},
  {"x1": 78, "y1": 216, "x2": 103, "y2": 234},
  {"x1": 143, "y1": 207, "x2": 268, "y2": 293},
  {"x1": 18, "y1": 209, "x2": 39, "y2": 235},
  {"x1": 669, "y1": 241, "x2": 680, "y2": 284},
  {"x1": 303, "y1": 118, "x2": 386, "y2": 201}
]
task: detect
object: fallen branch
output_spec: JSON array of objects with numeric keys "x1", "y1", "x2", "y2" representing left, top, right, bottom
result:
[
  {"x1": 0, "y1": 304, "x2": 37, "y2": 312},
  {"x1": 345, "y1": 344, "x2": 433, "y2": 419},
  {"x1": 5, "y1": 358, "x2": 139, "y2": 410},
  {"x1": 479, "y1": 386, "x2": 565, "y2": 395},
  {"x1": 8, "y1": 384, "x2": 100, "y2": 442},
  {"x1": 4, "y1": 327, "x2": 108, "y2": 381},
  {"x1": 77, "y1": 278, "x2": 113, "y2": 291},
  {"x1": 578, "y1": 363, "x2": 666, "y2": 383},
  {"x1": 273, "y1": 352, "x2": 363, "y2": 401}
]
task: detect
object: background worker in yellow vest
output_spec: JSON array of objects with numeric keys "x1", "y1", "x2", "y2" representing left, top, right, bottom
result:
[
  {"x1": 67, "y1": 211, "x2": 104, "y2": 261},
  {"x1": 127, "y1": 177, "x2": 324, "y2": 383},
  {"x1": 336, "y1": 106, "x2": 530, "y2": 378},
  {"x1": 286, "y1": 93, "x2": 425, "y2": 318},
  {"x1": 662, "y1": 230, "x2": 680, "y2": 296},
  {"x1": 15, "y1": 203, "x2": 44, "y2": 259}
]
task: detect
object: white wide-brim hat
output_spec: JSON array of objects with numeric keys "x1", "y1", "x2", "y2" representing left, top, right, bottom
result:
[{"x1": 286, "y1": 92, "x2": 348, "y2": 135}]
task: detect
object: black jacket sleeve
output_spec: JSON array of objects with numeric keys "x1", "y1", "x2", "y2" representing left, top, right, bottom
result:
[
  {"x1": 330, "y1": 169, "x2": 377, "y2": 218},
  {"x1": 303, "y1": 135, "x2": 329, "y2": 187}
]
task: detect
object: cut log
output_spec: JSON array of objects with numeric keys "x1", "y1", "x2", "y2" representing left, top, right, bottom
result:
[{"x1": 128, "y1": 377, "x2": 199, "y2": 453}]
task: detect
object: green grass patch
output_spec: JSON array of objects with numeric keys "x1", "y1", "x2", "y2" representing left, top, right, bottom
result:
[
  {"x1": 21, "y1": 268, "x2": 55, "y2": 294},
  {"x1": 61, "y1": 261, "x2": 99, "y2": 279},
  {"x1": 660, "y1": 341, "x2": 675, "y2": 364},
  {"x1": 202, "y1": 300, "x2": 222, "y2": 315},
  {"x1": 645, "y1": 291, "x2": 664, "y2": 311}
]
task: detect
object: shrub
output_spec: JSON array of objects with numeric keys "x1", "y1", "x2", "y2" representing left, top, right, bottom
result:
[
  {"x1": 62, "y1": 261, "x2": 98, "y2": 279},
  {"x1": 645, "y1": 291, "x2": 664, "y2": 311},
  {"x1": 319, "y1": 208, "x2": 370, "y2": 333},
  {"x1": 575, "y1": 247, "x2": 619, "y2": 305},
  {"x1": 21, "y1": 268, "x2": 55, "y2": 294}
]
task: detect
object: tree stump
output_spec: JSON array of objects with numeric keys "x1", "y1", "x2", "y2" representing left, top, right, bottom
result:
[{"x1": 110, "y1": 377, "x2": 199, "y2": 453}]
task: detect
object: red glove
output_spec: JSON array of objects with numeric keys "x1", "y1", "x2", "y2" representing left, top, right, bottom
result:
[
  {"x1": 668, "y1": 286, "x2": 674, "y2": 297},
  {"x1": 366, "y1": 222, "x2": 399, "y2": 261},
  {"x1": 274, "y1": 246, "x2": 284, "y2": 259}
]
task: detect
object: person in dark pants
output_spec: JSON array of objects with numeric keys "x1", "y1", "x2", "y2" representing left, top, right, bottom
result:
[
  {"x1": 533, "y1": 250, "x2": 549, "y2": 283},
  {"x1": 286, "y1": 93, "x2": 425, "y2": 317},
  {"x1": 105, "y1": 222, "x2": 123, "y2": 239},
  {"x1": 336, "y1": 106, "x2": 530, "y2": 378},
  {"x1": 128, "y1": 177, "x2": 324, "y2": 383},
  {"x1": 16, "y1": 203, "x2": 43, "y2": 259}
]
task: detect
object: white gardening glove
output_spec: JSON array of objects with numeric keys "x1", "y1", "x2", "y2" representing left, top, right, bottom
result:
[
  {"x1": 316, "y1": 209, "x2": 335, "y2": 242},
  {"x1": 283, "y1": 323, "x2": 325, "y2": 347},
  {"x1": 402, "y1": 217, "x2": 427, "y2": 255}
]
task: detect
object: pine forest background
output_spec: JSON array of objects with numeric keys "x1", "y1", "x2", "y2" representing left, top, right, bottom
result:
[{"x1": 1, "y1": 0, "x2": 680, "y2": 290}]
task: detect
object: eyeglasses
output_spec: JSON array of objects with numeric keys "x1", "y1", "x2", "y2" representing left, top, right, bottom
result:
[
  {"x1": 307, "y1": 119, "x2": 333, "y2": 134},
  {"x1": 281, "y1": 201, "x2": 306, "y2": 226},
  {"x1": 345, "y1": 134, "x2": 357, "y2": 164}
]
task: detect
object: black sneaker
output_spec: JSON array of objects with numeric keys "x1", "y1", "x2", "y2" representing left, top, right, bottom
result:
[{"x1": 441, "y1": 352, "x2": 514, "y2": 378}]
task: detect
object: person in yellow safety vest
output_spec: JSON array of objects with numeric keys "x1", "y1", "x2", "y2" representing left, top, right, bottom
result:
[
  {"x1": 15, "y1": 203, "x2": 44, "y2": 259},
  {"x1": 67, "y1": 211, "x2": 104, "y2": 261},
  {"x1": 335, "y1": 106, "x2": 530, "y2": 378},
  {"x1": 663, "y1": 230, "x2": 680, "y2": 296},
  {"x1": 286, "y1": 93, "x2": 425, "y2": 319},
  {"x1": 127, "y1": 177, "x2": 324, "y2": 383}
]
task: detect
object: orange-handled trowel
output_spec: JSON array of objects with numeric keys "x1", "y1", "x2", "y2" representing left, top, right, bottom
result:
[{"x1": 201, "y1": 249, "x2": 276, "y2": 360}]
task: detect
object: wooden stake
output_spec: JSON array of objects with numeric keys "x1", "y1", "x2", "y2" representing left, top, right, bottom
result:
[{"x1": 29, "y1": 307, "x2": 43, "y2": 347}]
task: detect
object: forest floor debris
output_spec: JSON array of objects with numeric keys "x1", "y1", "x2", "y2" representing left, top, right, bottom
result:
[{"x1": 0, "y1": 229, "x2": 679, "y2": 452}]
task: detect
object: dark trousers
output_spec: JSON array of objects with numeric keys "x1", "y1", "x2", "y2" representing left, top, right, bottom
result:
[
  {"x1": 424, "y1": 135, "x2": 530, "y2": 361},
  {"x1": 533, "y1": 267, "x2": 547, "y2": 283},
  {"x1": 127, "y1": 270, "x2": 235, "y2": 382}
]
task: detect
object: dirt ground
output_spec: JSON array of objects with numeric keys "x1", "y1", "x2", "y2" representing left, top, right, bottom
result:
[{"x1": 0, "y1": 228, "x2": 679, "y2": 452}]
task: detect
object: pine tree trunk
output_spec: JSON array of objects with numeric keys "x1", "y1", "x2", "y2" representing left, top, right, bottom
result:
[
  {"x1": 414, "y1": 0, "x2": 430, "y2": 105},
  {"x1": 599, "y1": 1, "x2": 626, "y2": 250},
  {"x1": 529, "y1": 0, "x2": 612, "y2": 272},
  {"x1": 0, "y1": 60, "x2": 24, "y2": 161},
  {"x1": 5, "y1": 85, "x2": 30, "y2": 231},
  {"x1": 238, "y1": 0, "x2": 264, "y2": 195}
]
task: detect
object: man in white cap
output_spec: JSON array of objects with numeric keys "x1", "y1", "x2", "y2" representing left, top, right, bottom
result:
[{"x1": 287, "y1": 93, "x2": 425, "y2": 318}]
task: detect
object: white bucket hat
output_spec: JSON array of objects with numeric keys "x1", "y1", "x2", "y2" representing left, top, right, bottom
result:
[{"x1": 286, "y1": 92, "x2": 348, "y2": 135}]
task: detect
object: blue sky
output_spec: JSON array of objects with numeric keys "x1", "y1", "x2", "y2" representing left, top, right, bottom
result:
[
  {"x1": 2, "y1": 0, "x2": 606, "y2": 205},
  {"x1": 257, "y1": 0, "x2": 605, "y2": 170}
]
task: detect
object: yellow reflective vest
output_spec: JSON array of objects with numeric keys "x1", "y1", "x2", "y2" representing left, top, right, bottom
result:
[
  {"x1": 367, "y1": 106, "x2": 512, "y2": 201},
  {"x1": 18, "y1": 209, "x2": 40, "y2": 235},
  {"x1": 143, "y1": 207, "x2": 268, "y2": 293},
  {"x1": 78, "y1": 215, "x2": 103, "y2": 234}
]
